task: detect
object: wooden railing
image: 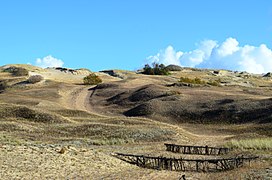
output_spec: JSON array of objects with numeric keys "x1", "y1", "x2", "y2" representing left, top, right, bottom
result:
[
  {"x1": 114, "y1": 153, "x2": 258, "y2": 172},
  {"x1": 165, "y1": 143, "x2": 230, "y2": 155}
]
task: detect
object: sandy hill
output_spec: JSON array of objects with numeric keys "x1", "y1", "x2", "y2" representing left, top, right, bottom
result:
[{"x1": 0, "y1": 64, "x2": 271, "y2": 179}]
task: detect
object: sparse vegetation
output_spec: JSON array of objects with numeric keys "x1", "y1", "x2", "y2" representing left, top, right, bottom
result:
[
  {"x1": 27, "y1": 75, "x2": 44, "y2": 84},
  {"x1": 0, "y1": 103, "x2": 66, "y2": 123},
  {"x1": 83, "y1": 73, "x2": 102, "y2": 85},
  {"x1": 0, "y1": 63, "x2": 271, "y2": 179},
  {"x1": 207, "y1": 79, "x2": 221, "y2": 86},
  {"x1": 90, "y1": 137, "x2": 135, "y2": 145},
  {"x1": 179, "y1": 76, "x2": 206, "y2": 84},
  {"x1": 226, "y1": 138, "x2": 272, "y2": 150},
  {"x1": 4, "y1": 67, "x2": 29, "y2": 76},
  {"x1": 142, "y1": 63, "x2": 170, "y2": 75},
  {"x1": 165, "y1": 64, "x2": 183, "y2": 71},
  {"x1": 0, "y1": 80, "x2": 8, "y2": 91},
  {"x1": 179, "y1": 76, "x2": 221, "y2": 86}
]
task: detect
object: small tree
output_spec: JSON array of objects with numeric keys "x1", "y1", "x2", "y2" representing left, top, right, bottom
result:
[
  {"x1": 28, "y1": 75, "x2": 44, "y2": 84},
  {"x1": 83, "y1": 73, "x2": 102, "y2": 85}
]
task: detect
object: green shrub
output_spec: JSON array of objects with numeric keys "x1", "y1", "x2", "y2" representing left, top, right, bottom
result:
[
  {"x1": 142, "y1": 63, "x2": 170, "y2": 75},
  {"x1": 83, "y1": 73, "x2": 102, "y2": 85},
  {"x1": 27, "y1": 75, "x2": 44, "y2": 84}
]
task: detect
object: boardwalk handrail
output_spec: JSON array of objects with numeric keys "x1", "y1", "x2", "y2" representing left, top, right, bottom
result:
[
  {"x1": 165, "y1": 143, "x2": 230, "y2": 155},
  {"x1": 114, "y1": 153, "x2": 259, "y2": 172}
]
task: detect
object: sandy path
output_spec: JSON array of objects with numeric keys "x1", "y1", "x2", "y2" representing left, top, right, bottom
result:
[
  {"x1": 61, "y1": 85, "x2": 232, "y2": 146},
  {"x1": 60, "y1": 85, "x2": 100, "y2": 114},
  {"x1": 67, "y1": 86, "x2": 92, "y2": 112}
]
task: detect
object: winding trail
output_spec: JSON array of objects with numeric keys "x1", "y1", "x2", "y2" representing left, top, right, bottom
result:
[
  {"x1": 60, "y1": 85, "x2": 102, "y2": 116},
  {"x1": 60, "y1": 85, "x2": 233, "y2": 146}
]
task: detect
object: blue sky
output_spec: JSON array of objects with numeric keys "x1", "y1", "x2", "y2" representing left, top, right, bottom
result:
[{"x1": 0, "y1": 1, "x2": 272, "y2": 72}]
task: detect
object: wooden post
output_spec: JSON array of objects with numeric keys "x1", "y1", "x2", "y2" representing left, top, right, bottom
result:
[
  {"x1": 218, "y1": 148, "x2": 221, "y2": 155},
  {"x1": 196, "y1": 161, "x2": 199, "y2": 172},
  {"x1": 205, "y1": 145, "x2": 208, "y2": 155}
]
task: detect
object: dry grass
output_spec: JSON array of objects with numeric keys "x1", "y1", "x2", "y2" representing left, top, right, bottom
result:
[
  {"x1": 0, "y1": 64, "x2": 272, "y2": 179},
  {"x1": 226, "y1": 138, "x2": 272, "y2": 150},
  {"x1": 201, "y1": 161, "x2": 272, "y2": 180},
  {"x1": 54, "y1": 109, "x2": 101, "y2": 118},
  {"x1": 0, "y1": 103, "x2": 69, "y2": 123}
]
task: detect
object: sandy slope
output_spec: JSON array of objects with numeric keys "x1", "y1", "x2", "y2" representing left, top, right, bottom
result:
[
  {"x1": 59, "y1": 83, "x2": 233, "y2": 146},
  {"x1": 0, "y1": 65, "x2": 271, "y2": 179},
  {"x1": 1, "y1": 144, "x2": 187, "y2": 179}
]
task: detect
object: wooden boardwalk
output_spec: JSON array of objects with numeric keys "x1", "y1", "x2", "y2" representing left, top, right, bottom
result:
[
  {"x1": 165, "y1": 143, "x2": 230, "y2": 155},
  {"x1": 115, "y1": 153, "x2": 258, "y2": 172}
]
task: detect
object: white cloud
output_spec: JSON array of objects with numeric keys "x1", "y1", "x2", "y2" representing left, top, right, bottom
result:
[
  {"x1": 147, "y1": 46, "x2": 183, "y2": 66},
  {"x1": 146, "y1": 38, "x2": 272, "y2": 74},
  {"x1": 35, "y1": 55, "x2": 64, "y2": 68},
  {"x1": 180, "y1": 40, "x2": 217, "y2": 67},
  {"x1": 215, "y1": 37, "x2": 239, "y2": 57}
]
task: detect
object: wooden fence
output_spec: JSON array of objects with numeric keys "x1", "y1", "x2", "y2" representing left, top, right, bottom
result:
[
  {"x1": 165, "y1": 143, "x2": 230, "y2": 155},
  {"x1": 114, "y1": 153, "x2": 258, "y2": 172}
]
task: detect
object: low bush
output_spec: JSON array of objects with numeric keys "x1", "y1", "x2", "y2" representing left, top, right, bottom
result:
[
  {"x1": 142, "y1": 63, "x2": 170, "y2": 75},
  {"x1": 4, "y1": 67, "x2": 29, "y2": 76},
  {"x1": 179, "y1": 77, "x2": 206, "y2": 84},
  {"x1": 83, "y1": 73, "x2": 102, "y2": 85},
  {"x1": 179, "y1": 77, "x2": 221, "y2": 86},
  {"x1": 0, "y1": 81, "x2": 8, "y2": 91},
  {"x1": 27, "y1": 75, "x2": 44, "y2": 84}
]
